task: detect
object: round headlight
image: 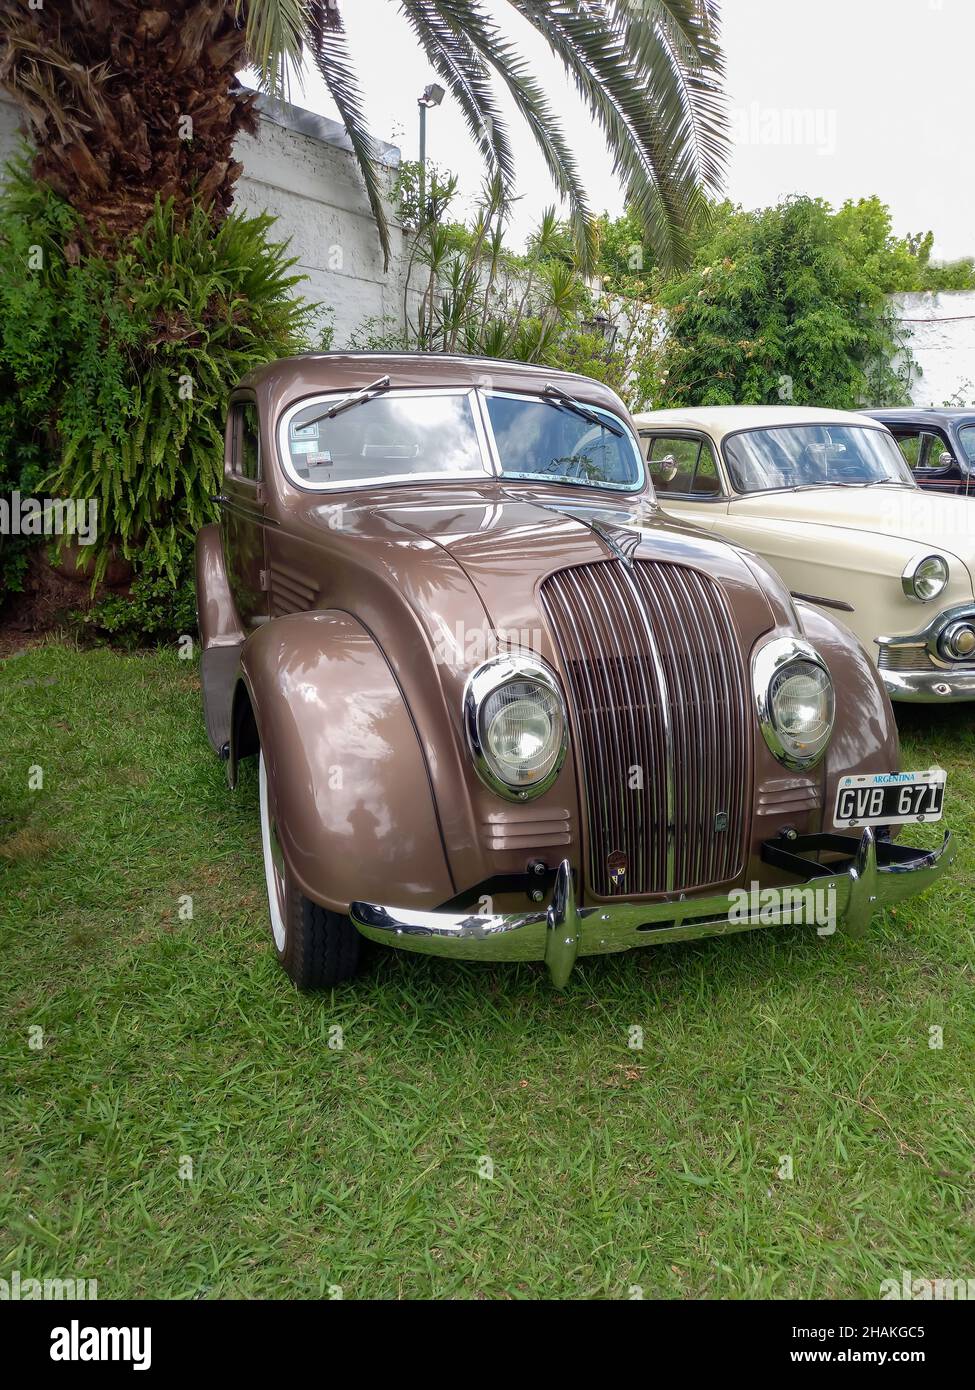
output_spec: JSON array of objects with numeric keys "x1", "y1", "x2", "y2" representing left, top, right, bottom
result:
[
  {"x1": 754, "y1": 638, "x2": 834, "y2": 770},
  {"x1": 464, "y1": 657, "x2": 567, "y2": 799},
  {"x1": 903, "y1": 553, "x2": 948, "y2": 602}
]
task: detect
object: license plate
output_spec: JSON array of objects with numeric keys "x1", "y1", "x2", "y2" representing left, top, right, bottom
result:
[{"x1": 833, "y1": 769, "x2": 946, "y2": 829}]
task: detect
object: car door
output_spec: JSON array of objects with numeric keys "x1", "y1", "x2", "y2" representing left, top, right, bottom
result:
[
  {"x1": 640, "y1": 430, "x2": 729, "y2": 528},
  {"x1": 219, "y1": 396, "x2": 269, "y2": 631},
  {"x1": 888, "y1": 426, "x2": 964, "y2": 495}
]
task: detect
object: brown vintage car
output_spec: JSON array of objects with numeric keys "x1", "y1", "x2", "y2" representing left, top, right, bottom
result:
[{"x1": 195, "y1": 353, "x2": 953, "y2": 989}]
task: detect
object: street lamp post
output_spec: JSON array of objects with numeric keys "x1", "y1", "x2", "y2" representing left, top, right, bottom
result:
[
  {"x1": 417, "y1": 83, "x2": 445, "y2": 225},
  {"x1": 581, "y1": 311, "x2": 619, "y2": 355}
]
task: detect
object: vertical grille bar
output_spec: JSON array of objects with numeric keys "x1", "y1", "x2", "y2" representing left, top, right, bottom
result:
[{"x1": 541, "y1": 559, "x2": 752, "y2": 898}]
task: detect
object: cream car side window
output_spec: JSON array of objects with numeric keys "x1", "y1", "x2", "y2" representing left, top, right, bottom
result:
[{"x1": 646, "y1": 434, "x2": 722, "y2": 498}]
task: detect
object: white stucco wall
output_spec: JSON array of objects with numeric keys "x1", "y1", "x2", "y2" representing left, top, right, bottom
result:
[
  {"x1": 231, "y1": 96, "x2": 412, "y2": 346},
  {"x1": 0, "y1": 90, "x2": 413, "y2": 348},
  {"x1": 891, "y1": 292, "x2": 975, "y2": 407}
]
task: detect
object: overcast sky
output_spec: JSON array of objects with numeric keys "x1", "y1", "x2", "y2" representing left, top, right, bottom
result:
[{"x1": 284, "y1": 0, "x2": 974, "y2": 261}]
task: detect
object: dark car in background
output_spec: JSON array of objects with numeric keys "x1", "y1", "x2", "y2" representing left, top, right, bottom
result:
[{"x1": 866, "y1": 408, "x2": 975, "y2": 494}]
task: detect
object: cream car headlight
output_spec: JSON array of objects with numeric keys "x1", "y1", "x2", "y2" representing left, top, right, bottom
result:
[
  {"x1": 902, "y1": 553, "x2": 949, "y2": 603},
  {"x1": 754, "y1": 638, "x2": 834, "y2": 770},
  {"x1": 464, "y1": 656, "x2": 567, "y2": 799}
]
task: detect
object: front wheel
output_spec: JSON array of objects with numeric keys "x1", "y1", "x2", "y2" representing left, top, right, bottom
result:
[{"x1": 258, "y1": 751, "x2": 364, "y2": 989}]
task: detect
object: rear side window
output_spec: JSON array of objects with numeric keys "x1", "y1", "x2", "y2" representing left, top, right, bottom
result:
[{"x1": 230, "y1": 401, "x2": 261, "y2": 481}]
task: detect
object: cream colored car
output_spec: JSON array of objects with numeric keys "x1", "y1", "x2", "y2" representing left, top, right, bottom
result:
[{"x1": 633, "y1": 406, "x2": 975, "y2": 702}]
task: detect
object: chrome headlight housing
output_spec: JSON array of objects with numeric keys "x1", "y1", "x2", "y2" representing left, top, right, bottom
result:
[
  {"x1": 754, "y1": 638, "x2": 834, "y2": 770},
  {"x1": 464, "y1": 655, "x2": 567, "y2": 799},
  {"x1": 902, "y1": 552, "x2": 949, "y2": 603}
]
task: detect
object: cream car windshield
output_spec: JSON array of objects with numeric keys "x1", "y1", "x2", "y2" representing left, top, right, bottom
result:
[
  {"x1": 281, "y1": 391, "x2": 485, "y2": 487},
  {"x1": 485, "y1": 393, "x2": 644, "y2": 490},
  {"x1": 725, "y1": 424, "x2": 915, "y2": 493}
]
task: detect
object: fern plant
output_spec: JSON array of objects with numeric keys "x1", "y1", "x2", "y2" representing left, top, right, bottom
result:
[{"x1": 0, "y1": 156, "x2": 314, "y2": 602}]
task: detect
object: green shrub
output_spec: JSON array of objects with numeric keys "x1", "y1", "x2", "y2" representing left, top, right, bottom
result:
[
  {"x1": 0, "y1": 154, "x2": 314, "y2": 605},
  {"x1": 77, "y1": 541, "x2": 198, "y2": 649},
  {"x1": 658, "y1": 197, "x2": 914, "y2": 408}
]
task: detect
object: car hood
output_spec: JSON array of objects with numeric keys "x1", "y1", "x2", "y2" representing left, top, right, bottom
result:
[
  {"x1": 731, "y1": 485, "x2": 975, "y2": 551},
  {"x1": 373, "y1": 489, "x2": 780, "y2": 660}
]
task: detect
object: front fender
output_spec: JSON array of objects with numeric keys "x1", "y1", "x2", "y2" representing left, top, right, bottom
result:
[
  {"x1": 237, "y1": 610, "x2": 455, "y2": 914},
  {"x1": 794, "y1": 600, "x2": 901, "y2": 820}
]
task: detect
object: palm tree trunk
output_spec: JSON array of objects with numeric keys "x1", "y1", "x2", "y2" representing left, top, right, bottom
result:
[{"x1": 0, "y1": 0, "x2": 257, "y2": 255}]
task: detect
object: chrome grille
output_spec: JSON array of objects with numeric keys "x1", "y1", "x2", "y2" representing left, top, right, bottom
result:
[
  {"x1": 877, "y1": 644, "x2": 937, "y2": 672},
  {"x1": 541, "y1": 559, "x2": 752, "y2": 897}
]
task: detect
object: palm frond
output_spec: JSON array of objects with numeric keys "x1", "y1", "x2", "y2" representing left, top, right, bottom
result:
[
  {"x1": 397, "y1": 1, "x2": 516, "y2": 193},
  {"x1": 427, "y1": 0, "x2": 598, "y2": 271},
  {"x1": 303, "y1": 4, "x2": 393, "y2": 270},
  {"x1": 238, "y1": 0, "x2": 307, "y2": 99},
  {"x1": 511, "y1": 0, "x2": 727, "y2": 268}
]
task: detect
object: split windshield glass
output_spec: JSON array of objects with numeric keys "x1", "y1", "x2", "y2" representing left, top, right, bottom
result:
[{"x1": 280, "y1": 387, "x2": 644, "y2": 491}]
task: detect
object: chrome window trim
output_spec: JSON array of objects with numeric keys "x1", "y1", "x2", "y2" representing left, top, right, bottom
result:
[
  {"x1": 753, "y1": 636, "x2": 834, "y2": 772},
  {"x1": 276, "y1": 386, "x2": 496, "y2": 492},
  {"x1": 901, "y1": 551, "x2": 949, "y2": 603},
  {"x1": 463, "y1": 654, "x2": 568, "y2": 801}
]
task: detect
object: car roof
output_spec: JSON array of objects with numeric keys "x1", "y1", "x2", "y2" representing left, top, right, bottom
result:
[
  {"x1": 238, "y1": 351, "x2": 625, "y2": 413},
  {"x1": 864, "y1": 407, "x2": 975, "y2": 425},
  {"x1": 631, "y1": 404, "x2": 886, "y2": 437}
]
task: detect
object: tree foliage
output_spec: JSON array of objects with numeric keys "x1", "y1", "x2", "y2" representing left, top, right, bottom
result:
[
  {"x1": 0, "y1": 0, "x2": 728, "y2": 272},
  {"x1": 656, "y1": 196, "x2": 924, "y2": 409}
]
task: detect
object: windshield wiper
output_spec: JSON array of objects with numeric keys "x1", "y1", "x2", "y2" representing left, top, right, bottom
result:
[
  {"x1": 302, "y1": 375, "x2": 391, "y2": 429},
  {"x1": 543, "y1": 383, "x2": 624, "y2": 438}
]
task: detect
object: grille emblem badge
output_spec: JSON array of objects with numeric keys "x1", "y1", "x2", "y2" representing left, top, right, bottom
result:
[{"x1": 607, "y1": 850, "x2": 628, "y2": 887}]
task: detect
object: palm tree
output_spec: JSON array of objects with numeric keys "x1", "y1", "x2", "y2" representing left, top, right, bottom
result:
[{"x1": 0, "y1": 1, "x2": 726, "y2": 268}]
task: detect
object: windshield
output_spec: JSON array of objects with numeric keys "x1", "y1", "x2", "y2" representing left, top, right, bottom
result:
[
  {"x1": 279, "y1": 386, "x2": 644, "y2": 492},
  {"x1": 724, "y1": 424, "x2": 915, "y2": 493},
  {"x1": 281, "y1": 390, "x2": 485, "y2": 487},
  {"x1": 485, "y1": 393, "x2": 643, "y2": 490}
]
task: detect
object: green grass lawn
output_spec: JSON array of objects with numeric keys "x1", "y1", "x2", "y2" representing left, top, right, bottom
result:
[{"x1": 1, "y1": 639, "x2": 973, "y2": 1299}]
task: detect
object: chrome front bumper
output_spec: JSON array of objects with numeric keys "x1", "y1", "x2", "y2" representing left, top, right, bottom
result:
[
  {"x1": 877, "y1": 604, "x2": 975, "y2": 701},
  {"x1": 880, "y1": 668, "x2": 975, "y2": 702},
  {"x1": 350, "y1": 828, "x2": 953, "y2": 986}
]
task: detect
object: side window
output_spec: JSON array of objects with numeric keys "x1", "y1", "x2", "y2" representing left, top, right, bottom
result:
[
  {"x1": 646, "y1": 435, "x2": 700, "y2": 494},
  {"x1": 921, "y1": 432, "x2": 954, "y2": 471},
  {"x1": 645, "y1": 435, "x2": 721, "y2": 497},
  {"x1": 892, "y1": 431, "x2": 922, "y2": 469},
  {"x1": 230, "y1": 401, "x2": 261, "y2": 481},
  {"x1": 894, "y1": 429, "x2": 947, "y2": 472}
]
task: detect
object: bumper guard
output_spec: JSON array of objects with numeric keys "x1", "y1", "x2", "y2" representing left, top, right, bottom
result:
[{"x1": 350, "y1": 828, "x2": 953, "y2": 987}]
